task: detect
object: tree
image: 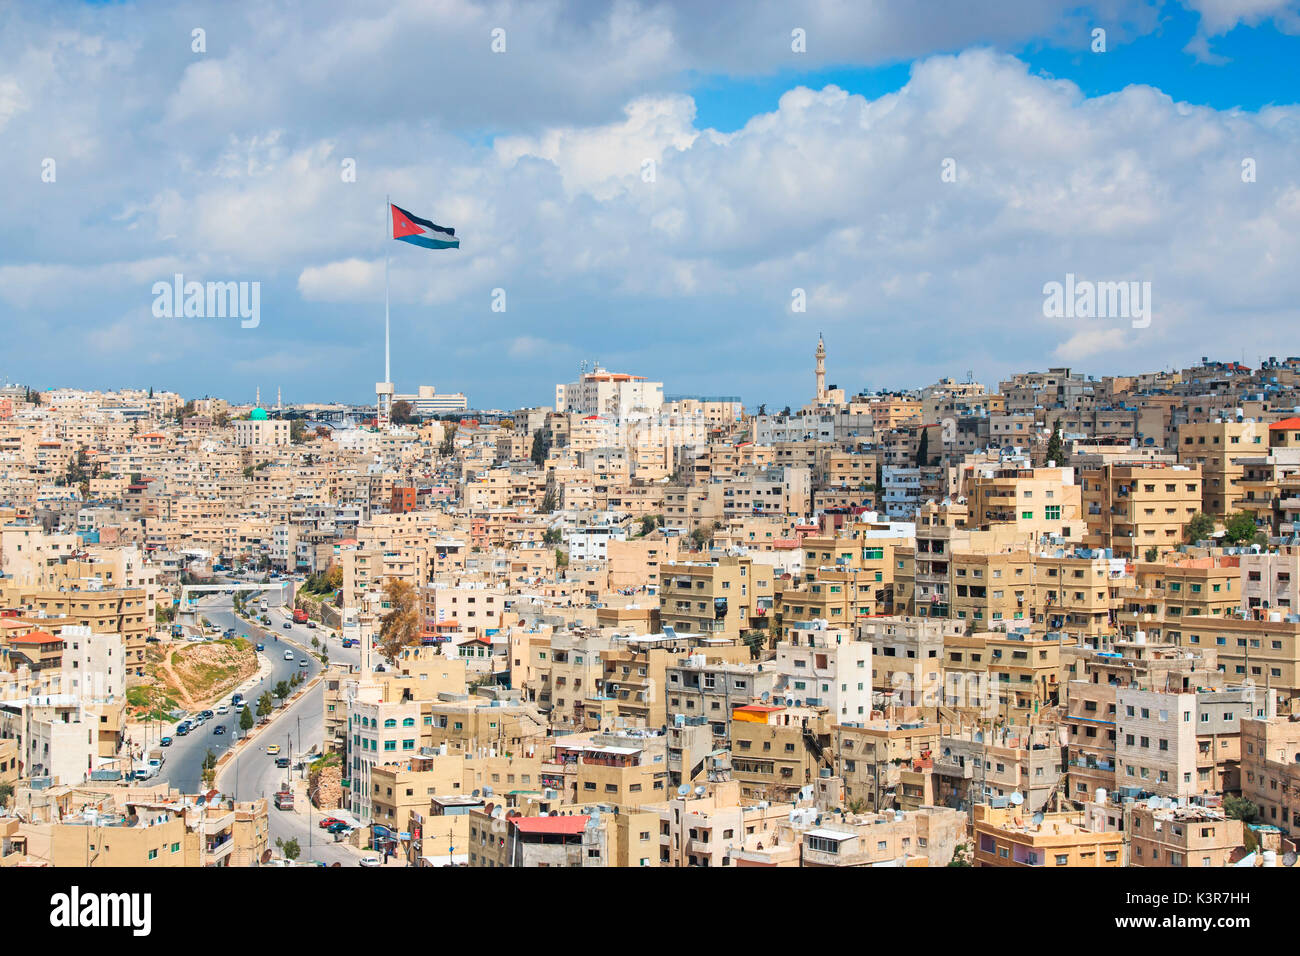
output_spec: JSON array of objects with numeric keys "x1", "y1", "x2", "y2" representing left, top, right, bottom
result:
[
  {"x1": 257, "y1": 692, "x2": 273, "y2": 720},
  {"x1": 1224, "y1": 511, "x2": 1259, "y2": 545},
  {"x1": 0, "y1": 781, "x2": 12, "y2": 808},
  {"x1": 1224, "y1": 795, "x2": 1259, "y2": 823},
  {"x1": 639, "y1": 515, "x2": 658, "y2": 537},
  {"x1": 201, "y1": 749, "x2": 218, "y2": 787},
  {"x1": 239, "y1": 706, "x2": 254, "y2": 736},
  {"x1": 1045, "y1": 420, "x2": 1066, "y2": 465},
  {"x1": 275, "y1": 837, "x2": 301, "y2": 862},
  {"x1": 289, "y1": 419, "x2": 307, "y2": 444},
  {"x1": 555, "y1": 548, "x2": 569, "y2": 568},
  {"x1": 540, "y1": 488, "x2": 558, "y2": 514},
  {"x1": 1184, "y1": 512, "x2": 1217, "y2": 544},
  {"x1": 543, "y1": 527, "x2": 562, "y2": 545},
  {"x1": 320, "y1": 648, "x2": 329, "y2": 667},
  {"x1": 530, "y1": 429, "x2": 551, "y2": 466},
  {"x1": 914, "y1": 427, "x2": 930, "y2": 467},
  {"x1": 439, "y1": 423, "x2": 458, "y2": 457},
  {"x1": 391, "y1": 400, "x2": 414, "y2": 424},
  {"x1": 274, "y1": 680, "x2": 291, "y2": 705},
  {"x1": 1144, "y1": 546, "x2": 1159, "y2": 562},
  {"x1": 378, "y1": 578, "x2": 420, "y2": 659}
]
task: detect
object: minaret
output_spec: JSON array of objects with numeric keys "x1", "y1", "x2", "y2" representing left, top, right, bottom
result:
[
  {"x1": 815, "y1": 334, "x2": 827, "y2": 402},
  {"x1": 255, "y1": 386, "x2": 261, "y2": 408}
]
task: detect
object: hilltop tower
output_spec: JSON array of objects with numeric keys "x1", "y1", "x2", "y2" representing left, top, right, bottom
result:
[{"x1": 815, "y1": 334, "x2": 827, "y2": 403}]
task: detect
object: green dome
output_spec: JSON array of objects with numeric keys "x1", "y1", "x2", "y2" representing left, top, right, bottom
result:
[{"x1": 249, "y1": 407, "x2": 268, "y2": 421}]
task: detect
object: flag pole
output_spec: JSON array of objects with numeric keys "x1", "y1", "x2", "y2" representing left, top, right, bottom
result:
[{"x1": 384, "y1": 195, "x2": 391, "y2": 385}]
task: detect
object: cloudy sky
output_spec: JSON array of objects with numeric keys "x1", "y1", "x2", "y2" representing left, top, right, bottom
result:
[{"x1": 2, "y1": 0, "x2": 1299, "y2": 409}]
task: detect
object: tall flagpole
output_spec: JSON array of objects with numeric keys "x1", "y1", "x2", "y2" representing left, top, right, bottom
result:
[
  {"x1": 385, "y1": 195, "x2": 391, "y2": 384},
  {"x1": 377, "y1": 196, "x2": 395, "y2": 430}
]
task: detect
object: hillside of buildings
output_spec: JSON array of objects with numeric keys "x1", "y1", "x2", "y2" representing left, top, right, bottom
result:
[{"x1": 5, "y1": 356, "x2": 1300, "y2": 868}]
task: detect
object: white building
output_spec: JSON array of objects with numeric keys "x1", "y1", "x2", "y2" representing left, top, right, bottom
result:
[
  {"x1": 59, "y1": 625, "x2": 124, "y2": 702},
  {"x1": 556, "y1": 367, "x2": 663, "y2": 419},
  {"x1": 773, "y1": 621, "x2": 873, "y2": 721},
  {"x1": 566, "y1": 525, "x2": 628, "y2": 562}
]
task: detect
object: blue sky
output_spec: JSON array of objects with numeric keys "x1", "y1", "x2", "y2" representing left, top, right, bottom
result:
[{"x1": 3, "y1": 0, "x2": 1300, "y2": 409}]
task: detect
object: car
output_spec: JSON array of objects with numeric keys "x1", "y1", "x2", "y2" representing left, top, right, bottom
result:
[
  {"x1": 283, "y1": 622, "x2": 292, "y2": 629},
  {"x1": 232, "y1": 693, "x2": 243, "y2": 705},
  {"x1": 216, "y1": 704, "x2": 229, "y2": 715},
  {"x1": 200, "y1": 709, "x2": 215, "y2": 720},
  {"x1": 284, "y1": 651, "x2": 294, "y2": 661},
  {"x1": 299, "y1": 658, "x2": 308, "y2": 667},
  {"x1": 327, "y1": 822, "x2": 353, "y2": 835},
  {"x1": 213, "y1": 725, "x2": 226, "y2": 735},
  {"x1": 318, "y1": 817, "x2": 344, "y2": 829},
  {"x1": 174, "y1": 723, "x2": 190, "y2": 736},
  {"x1": 159, "y1": 736, "x2": 173, "y2": 747},
  {"x1": 275, "y1": 756, "x2": 290, "y2": 768},
  {"x1": 265, "y1": 744, "x2": 281, "y2": 755},
  {"x1": 256, "y1": 643, "x2": 265, "y2": 651},
  {"x1": 305, "y1": 621, "x2": 316, "y2": 629},
  {"x1": 234, "y1": 701, "x2": 247, "y2": 712},
  {"x1": 358, "y1": 855, "x2": 381, "y2": 867}
]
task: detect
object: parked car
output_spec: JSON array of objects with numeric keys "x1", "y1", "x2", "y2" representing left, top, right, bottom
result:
[
  {"x1": 216, "y1": 704, "x2": 229, "y2": 715},
  {"x1": 327, "y1": 821, "x2": 353, "y2": 835},
  {"x1": 159, "y1": 736, "x2": 173, "y2": 747},
  {"x1": 318, "y1": 817, "x2": 344, "y2": 829},
  {"x1": 200, "y1": 709, "x2": 214, "y2": 720},
  {"x1": 358, "y1": 855, "x2": 381, "y2": 867},
  {"x1": 175, "y1": 723, "x2": 190, "y2": 736},
  {"x1": 283, "y1": 622, "x2": 292, "y2": 629},
  {"x1": 213, "y1": 724, "x2": 226, "y2": 735},
  {"x1": 305, "y1": 621, "x2": 316, "y2": 629},
  {"x1": 275, "y1": 756, "x2": 290, "y2": 768},
  {"x1": 256, "y1": 643, "x2": 265, "y2": 651}
]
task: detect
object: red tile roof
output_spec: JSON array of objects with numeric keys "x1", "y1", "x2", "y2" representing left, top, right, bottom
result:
[
  {"x1": 1270, "y1": 417, "x2": 1300, "y2": 430},
  {"x1": 10, "y1": 630, "x2": 60, "y2": 645},
  {"x1": 511, "y1": 815, "x2": 589, "y2": 836}
]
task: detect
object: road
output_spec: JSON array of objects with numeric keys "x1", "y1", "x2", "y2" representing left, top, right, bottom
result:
[
  {"x1": 150, "y1": 584, "x2": 368, "y2": 865},
  {"x1": 154, "y1": 597, "x2": 348, "y2": 792}
]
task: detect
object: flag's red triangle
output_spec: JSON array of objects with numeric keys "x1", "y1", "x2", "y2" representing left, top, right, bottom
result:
[{"x1": 391, "y1": 204, "x2": 423, "y2": 239}]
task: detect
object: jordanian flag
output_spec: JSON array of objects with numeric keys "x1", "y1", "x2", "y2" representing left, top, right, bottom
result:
[{"x1": 391, "y1": 203, "x2": 459, "y2": 249}]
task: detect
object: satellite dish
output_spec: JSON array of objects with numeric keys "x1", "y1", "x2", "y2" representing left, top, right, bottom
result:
[
  {"x1": 1284, "y1": 851, "x2": 1297, "y2": 868},
  {"x1": 677, "y1": 785, "x2": 690, "y2": 796},
  {"x1": 694, "y1": 785, "x2": 706, "y2": 796},
  {"x1": 1031, "y1": 811, "x2": 1045, "y2": 826},
  {"x1": 1009, "y1": 792, "x2": 1024, "y2": 806}
]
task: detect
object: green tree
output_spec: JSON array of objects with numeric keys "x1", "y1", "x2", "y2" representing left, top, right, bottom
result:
[
  {"x1": 275, "y1": 837, "x2": 301, "y2": 861},
  {"x1": 438, "y1": 423, "x2": 458, "y2": 457},
  {"x1": 0, "y1": 781, "x2": 12, "y2": 808},
  {"x1": 1224, "y1": 795, "x2": 1259, "y2": 824},
  {"x1": 274, "y1": 680, "x2": 291, "y2": 704},
  {"x1": 1184, "y1": 512, "x2": 1217, "y2": 544},
  {"x1": 539, "y1": 488, "x2": 558, "y2": 513},
  {"x1": 257, "y1": 692, "x2": 273, "y2": 720},
  {"x1": 239, "y1": 706, "x2": 254, "y2": 735},
  {"x1": 555, "y1": 548, "x2": 568, "y2": 568},
  {"x1": 543, "y1": 527, "x2": 562, "y2": 545},
  {"x1": 914, "y1": 427, "x2": 930, "y2": 467},
  {"x1": 1223, "y1": 511, "x2": 1259, "y2": 545},
  {"x1": 1144, "y1": 546, "x2": 1159, "y2": 562},
  {"x1": 639, "y1": 515, "x2": 658, "y2": 537},
  {"x1": 1045, "y1": 420, "x2": 1066, "y2": 465},
  {"x1": 530, "y1": 429, "x2": 551, "y2": 466},
  {"x1": 289, "y1": 419, "x2": 307, "y2": 443},
  {"x1": 201, "y1": 749, "x2": 218, "y2": 787}
]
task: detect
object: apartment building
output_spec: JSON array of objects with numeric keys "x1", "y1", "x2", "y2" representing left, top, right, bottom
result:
[
  {"x1": 658, "y1": 555, "x2": 774, "y2": 640},
  {"x1": 973, "y1": 804, "x2": 1123, "y2": 867},
  {"x1": 1129, "y1": 803, "x2": 1245, "y2": 867},
  {"x1": 1078, "y1": 460, "x2": 1202, "y2": 558}
]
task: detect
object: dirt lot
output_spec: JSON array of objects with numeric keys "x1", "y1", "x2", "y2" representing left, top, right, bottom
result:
[{"x1": 127, "y1": 638, "x2": 258, "y2": 718}]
